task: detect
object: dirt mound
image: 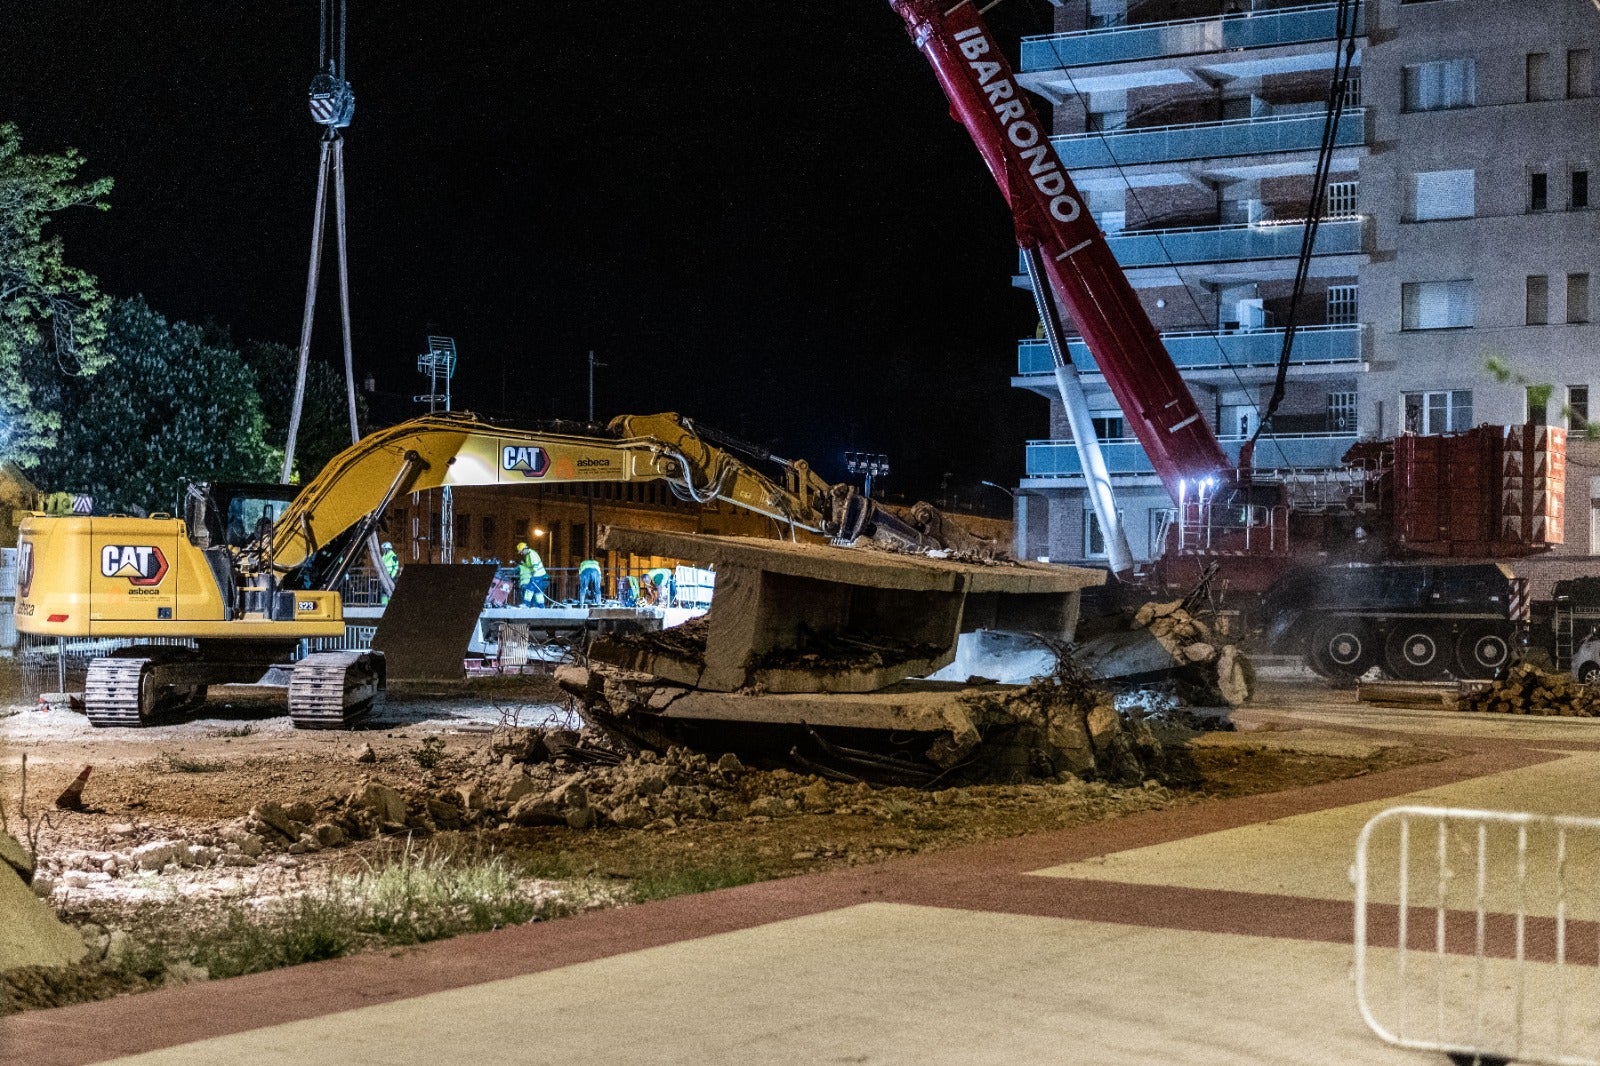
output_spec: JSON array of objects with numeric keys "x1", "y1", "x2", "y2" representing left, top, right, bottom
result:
[{"x1": 0, "y1": 831, "x2": 86, "y2": 972}]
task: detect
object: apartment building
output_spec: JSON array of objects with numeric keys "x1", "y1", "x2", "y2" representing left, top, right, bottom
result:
[{"x1": 1009, "y1": 0, "x2": 1600, "y2": 567}]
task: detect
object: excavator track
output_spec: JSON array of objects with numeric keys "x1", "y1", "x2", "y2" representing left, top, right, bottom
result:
[
  {"x1": 288, "y1": 650, "x2": 385, "y2": 729},
  {"x1": 83, "y1": 648, "x2": 209, "y2": 728},
  {"x1": 83, "y1": 657, "x2": 154, "y2": 728}
]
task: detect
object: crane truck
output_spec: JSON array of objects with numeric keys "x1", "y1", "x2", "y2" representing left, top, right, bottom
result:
[
  {"x1": 13, "y1": 411, "x2": 960, "y2": 728},
  {"x1": 888, "y1": 0, "x2": 1567, "y2": 684}
]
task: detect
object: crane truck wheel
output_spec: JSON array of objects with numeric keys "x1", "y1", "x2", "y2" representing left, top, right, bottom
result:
[
  {"x1": 1455, "y1": 622, "x2": 1515, "y2": 679},
  {"x1": 1306, "y1": 618, "x2": 1376, "y2": 682},
  {"x1": 1384, "y1": 624, "x2": 1454, "y2": 681}
]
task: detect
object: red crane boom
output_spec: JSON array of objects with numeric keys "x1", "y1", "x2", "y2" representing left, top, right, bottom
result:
[{"x1": 888, "y1": 0, "x2": 1230, "y2": 497}]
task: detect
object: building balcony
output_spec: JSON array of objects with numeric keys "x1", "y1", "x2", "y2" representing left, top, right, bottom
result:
[
  {"x1": 1104, "y1": 216, "x2": 1361, "y2": 267},
  {"x1": 1020, "y1": 3, "x2": 1365, "y2": 72},
  {"x1": 1016, "y1": 323, "x2": 1363, "y2": 377},
  {"x1": 1052, "y1": 109, "x2": 1366, "y2": 169},
  {"x1": 1024, "y1": 432, "x2": 1358, "y2": 478}
]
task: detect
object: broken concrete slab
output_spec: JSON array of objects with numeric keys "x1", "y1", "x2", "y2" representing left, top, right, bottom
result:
[
  {"x1": 591, "y1": 528, "x2": 1103, "y2": 694},
  {"x1": 558, "y1": 663, "x2": 1155, "y2": 784},
  {"x1": 0, "y1": 830, "x2": 87, "y2": 972}
]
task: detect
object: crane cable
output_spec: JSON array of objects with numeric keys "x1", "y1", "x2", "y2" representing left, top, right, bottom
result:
[
  {"x1": 1245, "y1": 0, "x2": 1361, "y2": 467},
  {"x1": 1042, "y1": 1, "x2": 1362, "y2": 475}
]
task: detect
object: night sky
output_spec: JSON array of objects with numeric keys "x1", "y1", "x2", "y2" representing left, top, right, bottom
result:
[{"x1": 1, "y1": 1, "x2": 1060, "y2": 502}]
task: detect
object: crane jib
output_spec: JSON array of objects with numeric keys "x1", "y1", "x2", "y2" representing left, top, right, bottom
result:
[{"x1": 894, "y1": 0, "x2": 1232, "y2": 496}]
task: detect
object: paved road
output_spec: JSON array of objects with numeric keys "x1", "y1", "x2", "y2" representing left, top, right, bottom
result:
[{"x1": 7, "y1": 689, "x2": 1600, "y2": 1065}]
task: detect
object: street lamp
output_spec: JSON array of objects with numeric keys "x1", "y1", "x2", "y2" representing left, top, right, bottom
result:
[
  {"x1": 980, "y1": 480, "x2": 1015, "y2": 500},
  {"x1": 845, "y1": 452, "x2": 890, "y2": 498}
]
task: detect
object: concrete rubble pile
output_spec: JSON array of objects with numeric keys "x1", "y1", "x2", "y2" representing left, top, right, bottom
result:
[
  {"x1": 1073, "y1": 600, "x2": 1253, "y2": 709},
  {"x1": 555, "y1": 527, "x2": 1178, "y2": 784},
  {"x1": 1458, "y1": 663, "x2": 1600, "y2": 716},
  {"x1": 1132, "y1": 600, "x2": 1253, "y2": 707}
]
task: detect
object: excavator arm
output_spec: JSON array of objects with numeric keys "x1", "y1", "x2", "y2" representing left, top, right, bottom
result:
[{"x1": 258, "y1": 412, "x2": 836, "y2": 576}]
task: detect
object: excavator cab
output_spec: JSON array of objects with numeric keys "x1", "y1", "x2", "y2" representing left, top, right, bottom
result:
[{"x1": 184, "y1": 482, "x2": 300, "y2": 550}]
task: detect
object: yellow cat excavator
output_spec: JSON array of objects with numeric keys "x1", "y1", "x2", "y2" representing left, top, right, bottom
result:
[{"x1": 13, "y1": 412, "x2": 969, "y2": 728}]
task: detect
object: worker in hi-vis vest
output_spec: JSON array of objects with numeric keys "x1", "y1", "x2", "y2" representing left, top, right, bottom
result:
[
  {"x1": 516, "y1": 540, "x2": 548, "y2": 607},
  {"x1": 379, "y1": 541, "x2": 400, "y2": 605},
  {"x1": 578, "y1": 557, "x2": 603, "y2": 607},
  {"x1": 644, "y1": 566, "x2": 675, "y2": 607}
]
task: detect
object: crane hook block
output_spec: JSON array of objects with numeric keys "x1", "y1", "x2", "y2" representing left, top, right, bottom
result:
[{"x1": 308, "y1": 73, "x2": 355, "y2": 129}]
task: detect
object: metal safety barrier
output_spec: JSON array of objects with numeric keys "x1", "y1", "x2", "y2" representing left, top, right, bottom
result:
[{"x1": 1354, "y1": 805, "x2": 1600, "y2": 1065}]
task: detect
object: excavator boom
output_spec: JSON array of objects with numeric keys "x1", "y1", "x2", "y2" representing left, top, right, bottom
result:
[{"x1": 263, "y1": 412, "x2": 832, "y2": 575}]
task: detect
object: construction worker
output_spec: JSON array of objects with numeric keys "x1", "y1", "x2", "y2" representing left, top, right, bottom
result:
[
  {"x1": 645, "y1": 566, "x2": 676, "y2": 608},
  {"x1": 516, "y1": 540, "x2": 548, "y2": 607},
  {"x1": 577, "y1": 557, "x2": 603, "y2": 607},
  {"x1": 379, "y1": 541, "x2": 400, "y2": 605}
]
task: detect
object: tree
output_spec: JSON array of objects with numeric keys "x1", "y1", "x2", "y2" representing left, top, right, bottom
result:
[
  {"x1": 0, "y1": 123, "x2": 113, "y2": 467},
  {"x1": 241, "y1": 339, "x2": 368, "y2": 480},
  {"x1": 33, "y1": 297, "x2": 280, "y2": 513}
]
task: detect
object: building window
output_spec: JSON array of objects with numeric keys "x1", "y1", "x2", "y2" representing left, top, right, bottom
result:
[
  {"x1": 1327, "y1": 391, "x2": 1357, "y2": 433},
  {"x1": 1404, "y1": 59, "x2": 1475, "y2": 111},
  {"x1": 1327, "y1": 285, "x2": 1358, "y2": 325},
  {"x1": 1409, "y1": 169, "x2": 1473, "y2": 220},
  {"x1": 481, "y1": 515, "x2": 495, "y2": 554},
  {"x1": 1091, "y1": 413, "x2": 1127, "y2": 440},
  {"x1": 1403, "y1": 390, "x2": 1473, "y2": 435},
  {"x1": 1527, "y1": 52, "x2": 1552, "y2": 102},
  {"x1": 1569, "y1": 385, "x2": 1589, "y2": 432},
  {"x1": 1532, "y1": 172, "x2": 1549, "y2": 212},
  {"x1": 1087, "y1": 0, "x2": 1127, "y2": 29},
  {"x1": 1570, "y1": 49, "x2": 1593, "y2": 98},
  {"x1": 1574, "y1": 171, "x2": 1590, "y2": 209},
  {"x1": 1528, "y1": 386, "x2": 1550, "y2": 426},
  {"x1": 454, "y1": 513, "x2": 470, "y2": 549},
  {"x1": 1569, "y1": 273, "x2": 1590, "y2": 323},
  {"x1": 1326, "y1": 180, "x2": 1359, "y2": 217},
  {"x1": 1083, "y1": 509, "x2": 1125, "y2": 560},
  {"x1": 1401, "y1": 280, "x2": 1474, "y2": 330},
  {"x1": 1527, "y1": 275, "x2": 1549, "y2": 325}
]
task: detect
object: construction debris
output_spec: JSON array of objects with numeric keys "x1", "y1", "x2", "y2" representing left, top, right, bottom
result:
[
  {"x1": 1357, "y1": 679, "x2": 1460, "y2": 710},
  {"x1": 1074, "y1": 600, "x2": 1253, "y2": 707},
  {"x1": 1457, "y1": 664, "x2": 1600, "y2": 717},
  {"x1": 568, "y1": 528, "x2": 1121, "y2": 780}
]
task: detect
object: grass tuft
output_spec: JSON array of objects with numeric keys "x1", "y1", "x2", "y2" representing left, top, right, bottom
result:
[{"x1": 627, "y1": 860, "x2": 762, "y2": 903}]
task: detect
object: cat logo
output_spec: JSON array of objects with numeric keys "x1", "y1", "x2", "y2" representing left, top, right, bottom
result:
[
  {"x1": 502, "y1": 445, "x2": 550, "y2": 478},
  {"x1": 16, "y1": 540, "x2": 33, "y2": 599},
  {"x1": 100, "y1": 545, "x2": 169, "y2": 586}
]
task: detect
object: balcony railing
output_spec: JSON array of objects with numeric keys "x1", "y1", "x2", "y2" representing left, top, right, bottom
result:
[
  {"x1": 1017, "y1": 323, "x2": 1364, "y2": 376},
  {"x1": 1025, "y1": 432, "x2": 1358, "y2": 477},
  {"x1": 1020, "y1": 3, "x2": 1366, "y2": 71},
  {"x1": 1053, "y1": 108, "x2": 1366, "y2": 168},
  {"x1": 1104, "y1": 216, "x2": 1361, "y2": 267}
]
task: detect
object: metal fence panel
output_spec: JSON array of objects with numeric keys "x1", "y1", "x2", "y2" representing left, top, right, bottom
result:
[{"x1": 1354, "y1": 805, "x2": 1600, "y2": 1065}]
